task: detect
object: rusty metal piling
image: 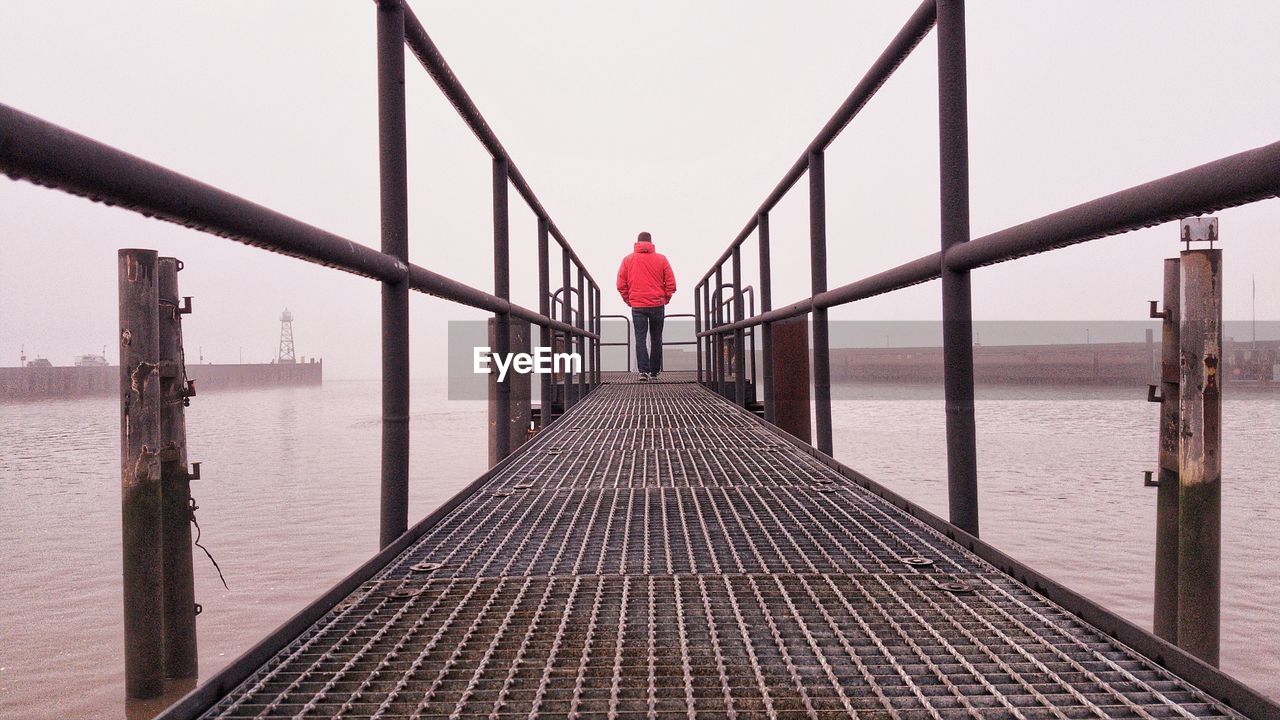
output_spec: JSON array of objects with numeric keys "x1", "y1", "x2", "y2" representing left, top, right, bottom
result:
[
  {"x1": 1151, "y1": 257, "x2": 1181, "y2": 642},
  {"x1": 771, "y1": 315, "x2": 812, "y2": 443},
  {"x1": 1177, "y1": 228, "x2": 1223, "y2": 666},
  {"x1": 157, "y1": 257, "x2": 198, "y2": 679},
  {"x1": 119, "y1": 248, "x2": 164, "y2": 699}
]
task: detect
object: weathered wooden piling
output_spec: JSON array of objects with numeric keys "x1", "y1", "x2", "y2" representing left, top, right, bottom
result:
[
  {"x1": 157, "y1": 257, "x2": 198, "y2": 679},
  {"x1": 1177, "y1": 234, "x2": 1222, "y2": 666},
  {"x1": 1152, "y1": 257, "x2": 1181, "y2": 642},
  {"x1": 119, "y1": 248, "x2": 164, "y2": 699}
]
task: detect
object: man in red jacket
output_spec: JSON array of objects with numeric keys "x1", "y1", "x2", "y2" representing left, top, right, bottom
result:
[{"x1": 616, "y1": 231, "x2": 677, "y2": 380}]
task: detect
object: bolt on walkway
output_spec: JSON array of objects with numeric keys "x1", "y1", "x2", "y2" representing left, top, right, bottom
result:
[{"x1": 195, "y1": 380, "x2": 1244, "y2": 719}]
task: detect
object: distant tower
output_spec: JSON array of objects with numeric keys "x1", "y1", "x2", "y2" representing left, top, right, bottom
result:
[
  {"x1": 20, "y1": 344, "x2": 26, "y2": 367},
  {"x1": 278, "y1": 309, "x2": 297, "y2": 364}
]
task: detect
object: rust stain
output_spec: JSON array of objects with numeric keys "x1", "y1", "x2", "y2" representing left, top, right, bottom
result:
[
  {"x1": 1204, "y1": 353, "x2": 1219, "y2": 389},
  {"x1": 130, "y1": 361, "x2": 157, "y2": 395},
  {"x1": 128, "y1": 444, "x2": 158, "y2": 488},
  {"x1": 126, "y1": 254, "x2": 139, "y2": 282}
]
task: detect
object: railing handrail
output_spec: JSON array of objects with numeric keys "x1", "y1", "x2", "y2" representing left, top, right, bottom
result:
[
  {"x1": 690, "y1": 5, "x2": 1280, "y2": 709},
  {"x1": 0, "y1": 103, "x2": 598, "y2": 341},
  {"x1": 399, "y1": 3, "x2": 595, "y2": 287},
  {"x1": 697, "y1": 0, "x2": 937, "y2": 286},
  {"x1": 0, "y1": 0, "x2": 606, "y2": 572},
  {"x1": 698, "y1": 141, "x2": 1280, "y2": 337}
]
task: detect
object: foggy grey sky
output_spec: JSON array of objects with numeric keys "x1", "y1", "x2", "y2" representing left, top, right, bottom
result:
[{"x1": 2, "y1": 1, "x2": 1278, "y2": 379}]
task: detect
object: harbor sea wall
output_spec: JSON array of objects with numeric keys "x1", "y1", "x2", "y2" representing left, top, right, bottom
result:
[
  {"x1": 828, "y1": 340, "x2": 1278, "y2": 386},
  {"x1": 0, "y1": 360, "x2": 322, "y2": 401}
]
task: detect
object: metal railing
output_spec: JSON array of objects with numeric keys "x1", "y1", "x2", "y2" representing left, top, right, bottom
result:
[
  {"x1": 597, "y1": 314, "x2": 633, "y2": 371},
  {"x1": 695, "y1": 0, "x2": 1280, "y2": 542},
  {"x1": 0, "y1": 0, "x2": 603, "y2": 553},
  {"x1": 711, "y1": 289, "x2": 757, "y2": 400}
]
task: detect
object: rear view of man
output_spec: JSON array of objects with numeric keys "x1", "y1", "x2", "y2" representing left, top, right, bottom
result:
[{"x1": 616, "y1": 231, "x2": 677, "y2": 381}]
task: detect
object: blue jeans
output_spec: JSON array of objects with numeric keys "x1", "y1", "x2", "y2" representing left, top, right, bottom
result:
[{"x1": 632, "y1": 306, "x2": 665, "y2": 375}]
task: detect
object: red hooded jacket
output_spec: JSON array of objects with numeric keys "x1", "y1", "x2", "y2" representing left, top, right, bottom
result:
[{"x1": 616, "y1": 240, "x2": 676, "y2": 308}]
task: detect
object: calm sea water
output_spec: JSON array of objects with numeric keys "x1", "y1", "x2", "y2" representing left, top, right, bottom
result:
[{"x1": 0, "y1": 380, "x2": 1275, "y2": 718}]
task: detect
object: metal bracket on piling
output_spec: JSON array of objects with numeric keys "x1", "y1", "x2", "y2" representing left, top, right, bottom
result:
[
  {"x1": 1144, "y1": 470, "x2": 1159, "y2": 487},
  {"x1": 1149, "y1": 301, "x2": 1165, "y2": 319},
  {"x1": 1147, "y1": 384, "x2": 1162, "y2": 403},
  {"x1": 187, "y1": 462, "x2": 201, "y2": 482},
  {"x1": 178, "y1": 296, "x2": 193, "y2": 315},
  {"x1": 1180, "y1": 216, "x2": 1218, "y2": 250}
]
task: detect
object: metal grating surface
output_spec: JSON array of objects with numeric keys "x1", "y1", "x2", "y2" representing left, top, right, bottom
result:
[
  {"x1": 602, "y1": 370, "x2": 700, "y2": 385},
  {"x1": 201, "y1": 383, "x2": 1243, "y2": 719}
]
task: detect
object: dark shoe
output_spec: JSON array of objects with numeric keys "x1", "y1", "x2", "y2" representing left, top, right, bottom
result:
[{"x1": 638, "y1": 372, "x2": 649, "y2": 382}]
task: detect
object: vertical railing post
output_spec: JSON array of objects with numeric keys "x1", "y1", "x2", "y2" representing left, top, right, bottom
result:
[
  {"x1": 562, "y1": 252, "x2": 577, "y2": 409},
  {"x1": 376, "y1": 0, "x2": 410, "y2": 548},
  {"x1": 698, "y1": 281, "x2": 706, "y2": 385},
  {"x1": 157, "y1": 257, "x2": 197, "y2": 680},
  {"x1": 937, "y1": 0, "x2": 980, "y2": 537},
  {"x1": 714, "y1": 265, "x2": 726, "y2": 396},
  {"x1": 537, "y1": 218, "x2": 552, "y2": 427},
  {"x1": 576, "y1": 268, "x2": 587, "y2": 398},
  {"x1": 488, "y1": 316, "x2": 529, "y2": 465},
  {"x1": 491, "y1": 157, "x2": 512, "y2": 463},
  {"x1": 731, "y1": 246, "x2": 747, "y2": 406},
  {"x1": 118, "y1": 248, "x2": 164, "y2": 699},
  {"x1": 585, "y1": 278, "x2": 595, "y2": 392},
  {"x1": 706, "y1": 281, "x2": 715, "y2": 390},
  {"x1": 593, "y1": 284, "x2": 602, "y2": 386},
  {"x1": 1177, "y1": 223, "x2": 1222, "y2": 666},
  {"x1": 694, "y1": 282, "x2": 704, "y2": 384},
  {"x1": 1152, "y1": 256, "x2": 1181, "y2": 642},
  {"x1": 808, "y1": 149, "x2": 833, "y2": 455},
  {"x1": 758, "y1": 212, "x2": 776, "y2": 423},
  {"x1": 707, "y1": 281, "x2": 715, "y2": 389}
]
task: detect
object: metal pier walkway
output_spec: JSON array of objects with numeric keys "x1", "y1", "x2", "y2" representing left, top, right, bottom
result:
[{"x1": 183, "y1": 380, "x2": 1246, "y2": 719}]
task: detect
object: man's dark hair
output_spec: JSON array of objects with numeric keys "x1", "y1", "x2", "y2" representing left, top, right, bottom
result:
[{"x1": 637, "y1": 231, "x2": 652, "y2": 243}]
